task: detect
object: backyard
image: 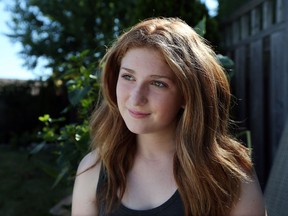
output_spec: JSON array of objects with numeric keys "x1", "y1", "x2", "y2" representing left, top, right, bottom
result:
[{"x1": 0, "y1": 145, "x2": 72, "y2": 216}]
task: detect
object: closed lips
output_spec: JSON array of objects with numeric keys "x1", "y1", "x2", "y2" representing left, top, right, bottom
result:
[{"x1": 128, "y1": 109, "x2": 150, "y2": 117}]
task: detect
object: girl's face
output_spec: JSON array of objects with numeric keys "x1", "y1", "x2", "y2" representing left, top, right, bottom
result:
[{"x1": 116, "y1": 47, "x2": 184, "y2": 136}]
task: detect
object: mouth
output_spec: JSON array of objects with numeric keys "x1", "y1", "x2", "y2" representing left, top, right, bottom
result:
[{"x1": 128, "y1": 109, "x2": 150, "y2": 119}]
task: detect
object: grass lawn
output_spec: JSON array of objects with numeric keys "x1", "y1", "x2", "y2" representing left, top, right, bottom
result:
[{"x1": 0, "y1": 146, "x2": 72, "y2": 216}]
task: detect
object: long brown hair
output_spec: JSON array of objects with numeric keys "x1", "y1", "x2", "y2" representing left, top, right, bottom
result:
[{"x1": 90, "y1": 17, "x2": 253, "y2": 216}]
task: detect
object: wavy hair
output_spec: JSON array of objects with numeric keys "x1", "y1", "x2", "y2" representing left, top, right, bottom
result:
[{"x1": 90, "y1": 17, "x2": 253, "y2": 216}]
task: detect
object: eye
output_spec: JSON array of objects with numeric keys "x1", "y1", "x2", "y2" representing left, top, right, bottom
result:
[
  {"x1": 151, "y1": 80, "x2": 168, "y2": 88},
  {"x1": 121, "y1": 74, "x2": 135, "y2": 81}
]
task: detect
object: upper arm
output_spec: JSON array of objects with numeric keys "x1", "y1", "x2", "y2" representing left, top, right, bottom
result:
[
  {"x1": 71, "y1": 150, "x2": 101, "y2": 216},
  {"x1": 230, "y1": 173, "x2": 267, "y2": 216}
]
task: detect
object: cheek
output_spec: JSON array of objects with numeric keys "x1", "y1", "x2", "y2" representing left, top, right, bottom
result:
[
  {"x1": 116, "y1": 81, "x2": 128, "y2": 105},
  {"x1": 116, "y1": 82, "x2": 122, "y2": 105},
  {"x1": 155, "y1": 95, "x2": 182, "y2": 115}
]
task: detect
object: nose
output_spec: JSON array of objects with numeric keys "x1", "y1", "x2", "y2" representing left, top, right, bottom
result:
[{"x1": 130, "y1": 84, "x2": 148, "y2": 106}]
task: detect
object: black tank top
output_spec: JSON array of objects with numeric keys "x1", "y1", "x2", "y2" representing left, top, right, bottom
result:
[{"x1": 96, "y1": 165, "x2": 185, "y2": 216}]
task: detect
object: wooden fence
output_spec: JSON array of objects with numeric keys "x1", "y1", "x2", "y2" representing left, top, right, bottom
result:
[{"x1": 220, "y1": 0, "x2": 288, "y2": 188}]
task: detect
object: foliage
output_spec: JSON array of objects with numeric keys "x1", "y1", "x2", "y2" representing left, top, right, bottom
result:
[
  {"x1": 127, "y1": 0, "x2": 220, "y2": 45},
  {"x1": 6, "y1": 0, "x2": 134, "y2": 73},
  {"x1": 0, "y1": 80, "x2": 67, "y2": 146},
  {"x1": 36, "y1": 50, "x2": 99, "y2": 187},
  {"x1": 5, "y1": 0, "x2": 219, "y2": 74},
  {"x1": 216, "y1": 54, "x2": 235, "y2": 80},
  {"x1": 0, "y1": 146, "x2": 71, "y2": 216}
]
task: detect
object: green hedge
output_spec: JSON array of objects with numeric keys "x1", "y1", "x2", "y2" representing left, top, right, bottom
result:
[{"x1": 0, "y1": 79, "x2": 68, "y2": 147}]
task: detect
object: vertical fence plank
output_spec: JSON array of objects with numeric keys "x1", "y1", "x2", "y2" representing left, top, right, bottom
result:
[
  {"x1": 264, "y1": 117, "x2": 288, "y2": 216},
  {"x1": 276, "y1": 0, "x2": 284, "y2": 23},
  {"x1": 234, "y1": 46, "x2": 247, "y2": 123},
  {"x1": 263, "y1": 1, "x2": 273, "y2": 29},
  {"x1": 282, "y1": 0, "x2": 288, "y2": 119},
  {"x1": 241, "y1": 14, "x2": 250, "y2": 39},
  {"x1": 251, "y1": 7, "x2": 261, "y2": 35},
  {"x1": 249, "y1": 40, "x2": 265, "y2": 185},
  {"x1": 232, "y1": 20, "x2": 240, "y2": 44},
  {"x1": 270, "y1": 32, "x2": 287, "y2": 158},
  {"x1": 262, "y1": 36, "x2": 273, "y2": 177},
  {"x1": 224, "y1": 25, "x2": 232, "y2": 47}
]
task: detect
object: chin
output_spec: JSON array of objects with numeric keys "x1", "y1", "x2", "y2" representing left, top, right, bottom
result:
[{"x1": 126, "y1": 126, "x2": 151, "y2": 135}]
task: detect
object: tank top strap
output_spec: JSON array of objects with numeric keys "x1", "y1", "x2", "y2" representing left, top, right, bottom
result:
[
  {"x1": 96, "y1": 162, "x2": 107, "y2": 194},
  {"x1": 96, "y1": 163, "x2": 108, "y2": 216}
]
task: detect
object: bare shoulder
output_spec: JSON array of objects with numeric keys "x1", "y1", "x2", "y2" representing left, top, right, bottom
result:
[
  {"x1": 71, "y1": 150, "x2": 101, "y2": 216},
  {"x1": 230, "y1": 172, "x2": 267, "y2": 216},
  {"x1": 76, "y1": 150, "x2": 100, "y2": 174}
]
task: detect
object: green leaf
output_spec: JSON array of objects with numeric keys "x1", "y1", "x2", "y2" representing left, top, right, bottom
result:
[
  {"x1": 89, "y1": 74, "x2": 97, "y2": 80},
  {"x1": 236, "y1": 130, "x2": 252, "y2": 153},
  {"x1": 194, "y1": 16, "x2": 206, "y2": 37},
  {"x1": 75, "y1": 133, "x2": 81, "y2": 141},
  {"x1": 217, "y1": 54, "x2": 234, "y2": 69},
  {"x1": 68, "y1": 86, "x2": 91, "y2": 106},
  {"x1": 216, "y1": 54, "x2": 235, "y2": 80},
  {"x1": 79, "y1": 49, "x2": 90, "y2": 58},
  {"x1": 50, "y1": 117, "x2": 66, "y2": 123},
  {"x1": 52, "y1": 166, "x2": 69, "y2": 188},
  {"x1": 29, "y1": 142, "x2": 46, "y2": 155},
  {"x1": 38, "y1": 114, "x2": 51, "y2": 122}
]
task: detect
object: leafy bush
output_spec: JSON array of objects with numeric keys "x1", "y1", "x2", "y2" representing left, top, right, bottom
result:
[
  {"x1": 35, "y1": 50, "x2": 100, "y2": 187},
  {"x1": 0, "y1": 79, "x2": 67, "y2": 147}
]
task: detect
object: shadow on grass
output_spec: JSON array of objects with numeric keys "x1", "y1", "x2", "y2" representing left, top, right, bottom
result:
[{"x1": 0, "y1": 145, "x2": 72, "y2": 216}]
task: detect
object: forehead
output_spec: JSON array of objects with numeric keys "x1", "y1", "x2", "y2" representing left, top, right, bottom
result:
[{"x1": 120, "y1": 47, "x2": 174, "y2": 77}]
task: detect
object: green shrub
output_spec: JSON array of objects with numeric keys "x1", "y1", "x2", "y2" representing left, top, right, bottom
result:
[
  {"x1": 0, "y1": 79, "x2": 68, "y2": 147},
  {"x1": 35, "y1": 50, "x2": 100, "y2": 187}
]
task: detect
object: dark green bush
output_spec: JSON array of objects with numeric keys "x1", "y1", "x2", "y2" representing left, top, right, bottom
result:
[
  {"x1": 35, "y1": 50, "x2": 100, "y2": 187},
  {"x1": 0, "y1": 79, "x2": 68, "y2": 147}
]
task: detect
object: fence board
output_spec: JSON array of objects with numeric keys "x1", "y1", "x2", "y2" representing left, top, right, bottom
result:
[
  {"x1": 222, "y1": 0, "x2": 264, "y2": 23},
  {"x1": 232, "y1": 20, "x2": 240, "y2": 44},
  {"x1": 276, "y1": 0, "x2": 284, "y2": 23},
  {"x1": 251, "y1": 7, "x2": 261, "y2": 35},
  {"x1": 240, "y1": 14, "x2": 250, "y2": 39},
  {"x1": 283, "y1": 0, "x2": 288, "y2": 117},
  {"x1": 262, "y1": 1, "x2": 273, "y2": 29},
  {"x1": 234, "y1": 46, "x2": 247, "y2": 123},
  {"x1": 248, "y1": 40, "x2": 265, "y2": 183},
  {"x1": 264, "y1": 117, "x2": 288, "y2": 216},
  {"x1": 270, "y1": 32, "x2": 287, "y2": 158}
]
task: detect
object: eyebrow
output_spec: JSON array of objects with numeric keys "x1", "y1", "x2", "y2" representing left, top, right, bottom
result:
[
  {"x1": 120, "y1": 67, "x2": 135, "y2": 73},
  {"x1": 120, "y1": 67, "x2": 173, "y2": 80}
]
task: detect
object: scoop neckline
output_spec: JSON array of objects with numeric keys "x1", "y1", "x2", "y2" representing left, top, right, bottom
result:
[{"x1": 118, "y1": 190, "x2": 179, "y2": 215}]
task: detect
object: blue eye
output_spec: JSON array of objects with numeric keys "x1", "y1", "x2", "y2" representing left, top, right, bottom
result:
[{"x1": 151, "y1": 81, "x2": 167, "y2": 88}]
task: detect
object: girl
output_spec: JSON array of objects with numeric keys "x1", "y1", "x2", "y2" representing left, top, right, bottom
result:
[{"x1": 72, "y1": 17, "x2": 266, "y2": 216}]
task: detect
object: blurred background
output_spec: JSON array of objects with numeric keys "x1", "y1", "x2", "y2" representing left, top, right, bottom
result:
[{"x1": 0, "y1": 0, "x2": 287, "y2": 215}]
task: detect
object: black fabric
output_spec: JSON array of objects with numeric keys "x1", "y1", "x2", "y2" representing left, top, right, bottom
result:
[{"x1": 97, "y1": 165, "x2": 185, "y2": 216}]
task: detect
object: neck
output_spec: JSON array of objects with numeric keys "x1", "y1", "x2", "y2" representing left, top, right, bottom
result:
[{"x1": 136, "y1": 133, "x2": 176, "y2": 161}]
